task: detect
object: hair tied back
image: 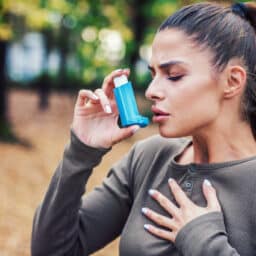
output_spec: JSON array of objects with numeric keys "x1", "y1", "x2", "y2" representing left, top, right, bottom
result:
[
  {"x1": 232, "y1": 2, "x2": 256, "y2": 31},
  {"x1": 232, "y1": 3, "x2": 248, "y2": 19}
]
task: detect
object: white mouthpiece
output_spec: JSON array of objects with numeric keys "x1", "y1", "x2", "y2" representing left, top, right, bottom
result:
[{"x1": 113, "y1": 75, "x2": 128, "y2": 87}]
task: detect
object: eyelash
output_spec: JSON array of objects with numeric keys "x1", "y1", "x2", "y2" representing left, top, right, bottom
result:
[{"x1": 167, "y1": 75, "x2": 183, "y2": 82}]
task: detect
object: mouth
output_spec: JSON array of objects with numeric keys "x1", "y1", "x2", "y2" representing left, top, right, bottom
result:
[{"x1": 151, "y1": 106, "x2": 170, "y2": 122}]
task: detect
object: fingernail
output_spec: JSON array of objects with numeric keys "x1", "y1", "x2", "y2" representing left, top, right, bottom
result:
[
  {"x1": 148, "y1": 189, "x2": 156, "y2": 196},
  {"x1": 141, "y1": 207, "x2": 148, "y2": 214},
  {"x1": 168, "y1": 178, "x2": 174, "y2": 184},
  {"x1": 93, "y1": 94, "x2": 99, "y2": 100},
  {"x1": 115, "y1": 69, "x2": 122, "y2": 72},
  {"x1": 105, "y1": 105, "x2": 112, "y2": 114},
  {"x1": 144, "y1": 224, "x2": 150, "y2": 230},
  {"x1": 204, "y1": 179, "x2": 212, "y2": 186},
  {"x1": 132, "y1": 125, "x2": 140, "y2": 134}
]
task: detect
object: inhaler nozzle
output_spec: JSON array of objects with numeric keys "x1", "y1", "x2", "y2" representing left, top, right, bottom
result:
[{"x1": 113, "y1": 75, "x2": 128, "y2": 87}]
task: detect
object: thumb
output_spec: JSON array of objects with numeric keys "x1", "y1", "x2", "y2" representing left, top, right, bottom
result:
[
  {"x1": 203, "y1": 179, "x2": 221, "y2": 212},
  {"x1": 113, "y1": 125, "x2": 140, "y2": 145}
]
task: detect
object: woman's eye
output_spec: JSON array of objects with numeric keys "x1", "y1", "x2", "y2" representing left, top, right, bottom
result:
[{"x1": 168, "y1": 75, "x2": 183, "y2": 82}]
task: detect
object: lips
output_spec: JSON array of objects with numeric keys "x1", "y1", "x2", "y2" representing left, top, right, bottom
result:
[
  {"x1": 151, "y1": 106, "x2": 170, "y2": 116},
  {"x1": 151, "y1": 106, "x2": 170, "y2": 122}
]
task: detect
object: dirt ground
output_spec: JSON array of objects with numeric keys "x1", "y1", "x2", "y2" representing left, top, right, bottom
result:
[{"x1": 0, "y1": 89, "x2": 158, "y2": 256}]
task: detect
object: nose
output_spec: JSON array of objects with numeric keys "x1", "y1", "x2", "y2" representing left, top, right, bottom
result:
[{"x1": 145, "y1": 78, "x2": 164, "y2": 101}]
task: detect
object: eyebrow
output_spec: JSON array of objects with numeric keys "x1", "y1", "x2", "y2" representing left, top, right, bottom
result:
[{"x1": 148, "y1": 60, "x2": 187, "y2": 71}]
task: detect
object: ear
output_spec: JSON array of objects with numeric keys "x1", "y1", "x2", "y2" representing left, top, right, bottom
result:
[{"x1": 223, "y1": 65, "x2": 247, "y2": 99}]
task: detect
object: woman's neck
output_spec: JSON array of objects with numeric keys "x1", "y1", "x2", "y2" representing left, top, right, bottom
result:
[{"x1": 179, "y1": 122, "x2": 256, "y2": 164}]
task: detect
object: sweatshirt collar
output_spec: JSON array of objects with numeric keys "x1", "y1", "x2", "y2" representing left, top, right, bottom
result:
[{"x1": 170, "y1": 138, "x2": 256, "y2": 173}]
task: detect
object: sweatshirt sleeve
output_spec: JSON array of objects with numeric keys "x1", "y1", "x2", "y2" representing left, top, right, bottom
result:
[
  {"x1": 175, "y1": 212, "x2": 240, "y2": 256},
  {"x1": 31, "y1": 130, "x2": 134, "y2": 256}
]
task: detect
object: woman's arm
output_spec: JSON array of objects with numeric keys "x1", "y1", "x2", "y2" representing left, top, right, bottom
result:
[
  {"x1": 31, "y1": 130, "x2": 135, "y2": 256},
  {"x1": 31, "y1": 68, "x2": 139, "y2": 256}
]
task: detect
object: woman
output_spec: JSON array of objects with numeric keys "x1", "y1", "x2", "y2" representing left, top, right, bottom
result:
[{"x1": 31, "y1": 2, "x2": 256, "y2": 256}]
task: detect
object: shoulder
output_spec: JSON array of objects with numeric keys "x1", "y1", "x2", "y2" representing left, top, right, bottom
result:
[
  {"x1": 131, "y1": 134, "x2": 189, "y2": 159},
  {"x1": 128, "y1": 134, "x2": 189, "y2": 175}
]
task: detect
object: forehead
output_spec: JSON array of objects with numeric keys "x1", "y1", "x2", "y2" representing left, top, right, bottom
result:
[{"x1": 150, "y1": 28, "x2": 208, "y2": 66}]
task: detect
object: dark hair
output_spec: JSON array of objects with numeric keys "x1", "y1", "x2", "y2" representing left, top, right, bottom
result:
[{"x1": 159, "y1": 2, "x2": 256, "y2": 139}]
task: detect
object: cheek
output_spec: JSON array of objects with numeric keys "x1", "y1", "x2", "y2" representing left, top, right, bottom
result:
[
  {"x1": 163, "y1": 80, "x2": 220, "y2": 136},
  {"x1": 180, "y1": 76, "x2": 220, "y2": 112},
  {"x1": 183, "y1": 85, "x2": 220, "y2": 124}
]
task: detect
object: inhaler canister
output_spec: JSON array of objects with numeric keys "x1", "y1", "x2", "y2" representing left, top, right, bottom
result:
[{"x1": 113, "y1": 75, "x2": 149, "y2": 128}]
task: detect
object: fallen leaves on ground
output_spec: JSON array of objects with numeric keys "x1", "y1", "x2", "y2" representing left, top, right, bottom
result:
[{"x1": 0, "y1": 89, "x2": 157, "y2": 256}]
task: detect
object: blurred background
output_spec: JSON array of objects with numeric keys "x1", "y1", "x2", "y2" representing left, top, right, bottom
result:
[{"x1": 0, "y1": 0, "x2": 239, "y2": 255}]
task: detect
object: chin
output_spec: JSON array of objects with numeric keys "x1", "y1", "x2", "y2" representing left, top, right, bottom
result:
[
  {"x1": 158, "y1": 125, "x2": 191, "y2": 138},
  {"x1": 158, "y1": 126, "x2": 179, "y2": 138}
]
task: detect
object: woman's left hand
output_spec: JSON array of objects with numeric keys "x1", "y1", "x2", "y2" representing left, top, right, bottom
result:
[{"x1": 142, "y1": 178, "x2": 221, "y2": 242}]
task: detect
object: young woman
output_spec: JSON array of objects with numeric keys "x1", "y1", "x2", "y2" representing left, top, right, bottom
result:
[{"x1": 32, "y1": 2, "x2": 256, "y2": 256}]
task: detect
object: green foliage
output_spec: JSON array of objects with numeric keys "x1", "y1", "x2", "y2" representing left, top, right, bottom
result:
[{"x1": 1, "y1": 0, "x2": 235, "y2": 90}]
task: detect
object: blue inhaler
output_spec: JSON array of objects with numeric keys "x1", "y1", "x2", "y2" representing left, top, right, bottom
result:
[{"x1": 113, "y1": 75, "x2": 149, "y2": 128}]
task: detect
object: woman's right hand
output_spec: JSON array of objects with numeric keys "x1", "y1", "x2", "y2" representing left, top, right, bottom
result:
[{"x1": 71, "y1": 69, "x2": 140, "y2": 149}]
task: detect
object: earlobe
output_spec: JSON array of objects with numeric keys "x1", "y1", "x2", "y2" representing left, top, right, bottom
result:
[{"x1": 224, "y1": 65, "x2": 247, "y2": 98}]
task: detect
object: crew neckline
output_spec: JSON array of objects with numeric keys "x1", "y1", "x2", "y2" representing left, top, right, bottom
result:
[{"x1": 170, "y1": 138, "x2": 256, "y2": 172}]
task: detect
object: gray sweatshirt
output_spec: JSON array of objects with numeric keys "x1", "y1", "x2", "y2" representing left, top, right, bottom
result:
[{"x1": 31, "y1": 131, "x2": 256, "y2": 256}]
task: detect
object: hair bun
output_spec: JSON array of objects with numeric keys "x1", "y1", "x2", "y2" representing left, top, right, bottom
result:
[
  {"x1": 232, "y1": 2, "x2": 256, "y2": 31},
  {"x1": 232, "y1": 3, "x2": 248, "y2": 19}
]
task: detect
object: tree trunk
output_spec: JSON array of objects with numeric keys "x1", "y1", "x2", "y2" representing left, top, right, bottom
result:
[
  {"x1": 0, "y1": 40, "x2": 8, "y2": 125},
  {"x1": 0, "y1": 40, "x2": 15, "y2": 141},
  {"x1": 57, "y1": 22, "x2": 69, "y2": 90},
  {"x1": 127, "y1": 0, "x2": 148, "y2": 83}
]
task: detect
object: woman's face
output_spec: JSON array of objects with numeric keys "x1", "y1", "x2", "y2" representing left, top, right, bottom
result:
[{"x1": 145, "y1": 28, "x2": 224, "y2": 138}]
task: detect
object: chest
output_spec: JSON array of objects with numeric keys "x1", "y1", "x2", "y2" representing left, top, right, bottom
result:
[{"x1": 120, "y1": 168, "x2": 256, "y2": 256}]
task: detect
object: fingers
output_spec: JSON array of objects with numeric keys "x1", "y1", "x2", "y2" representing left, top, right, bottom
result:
[
  {"x1": 142, "y1": 207, "x2": 176, "y2": 230},
  {"x1": 94, "y1": 88, "x2": 112, "y2": 114},
  {"x1": 76, "y1": 68, "x2": 130, "y2": 112},
  {"x1": 203, "y1": 179, "x2": 221, "y2": 211},
  {"x1": 143, "y1": 179, "x2": 222, "y2": 243},
  {"x1": 75, "y1": 89, "x2": 99, "y2": 107},
  {"x1": 144, "y1": 224, "x2": 175, "y2": 242},
  {"x1": 168, "y1": 178, "x2": 193, "y2": 208},
  {"x1": 112, "y1": 125, "x2": 140, "y2": 145},
  {"x1": 75, "y1": 88, "x2": 114, "y2": 114},
  {"x1": 102, "y1": 68, "x2": 130, "y2": 97},
  {"x1": 148, "y1": 189, "x2": 180, "y2": 218}
]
